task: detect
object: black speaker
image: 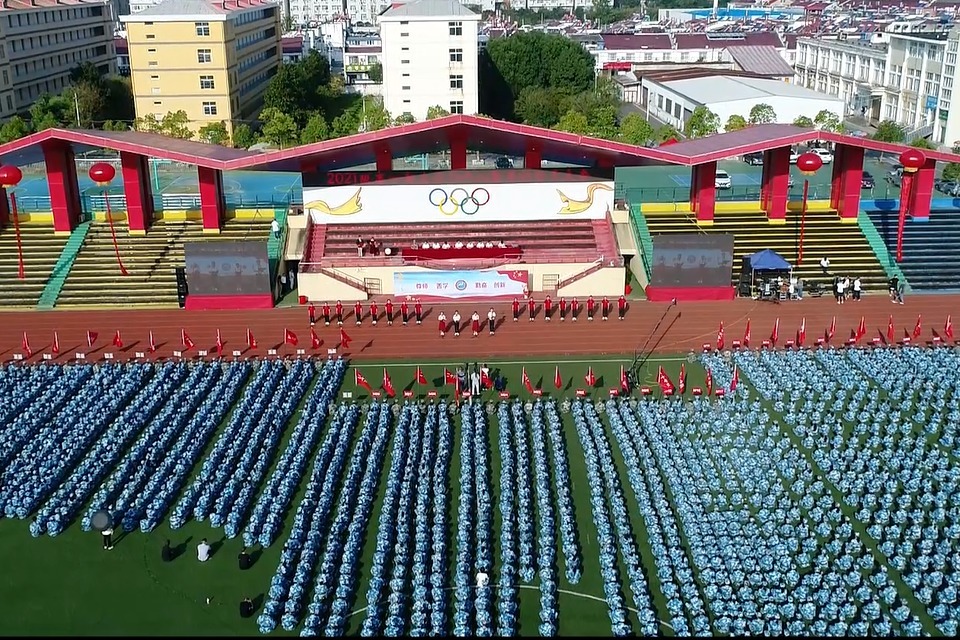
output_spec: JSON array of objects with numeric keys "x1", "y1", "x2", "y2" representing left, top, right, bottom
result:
[
  {"x1": 740, "y1": 256, "x2": 752, "y2": 275},
  {"x1": 175, "y1": 267, "x2": 188, "y2": 308}
]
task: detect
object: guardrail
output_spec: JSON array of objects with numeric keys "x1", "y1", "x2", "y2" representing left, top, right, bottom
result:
[
  {"x1": 628, "y1": 207, "x2": 655, "y2": 282},
  {"x1": 620, "y1": 183, "x2": 905, "y2": 206},
  {"x1": 301, "y1": 250, "x2": 616, "y2": 271}
]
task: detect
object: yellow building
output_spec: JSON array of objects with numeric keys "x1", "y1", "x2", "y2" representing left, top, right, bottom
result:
[
  {"x1": 0, "y1": 0, "x2": 116, "y2": 120},
  {"x1": 121, "y1": 0, "x2": 281, "y2": 137}
]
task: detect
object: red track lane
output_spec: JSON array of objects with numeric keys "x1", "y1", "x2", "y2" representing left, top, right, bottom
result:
[{"x1": 1, "y1": 295, "x2": 958, "y2": 363}]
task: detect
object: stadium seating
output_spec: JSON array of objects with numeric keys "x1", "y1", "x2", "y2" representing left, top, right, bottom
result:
[
  {"x1": 55, "y1": 219, "x2": 272, "y2": 307},
  {"x1": 0, "y1": 226, "x2": 69, "y2": 308},
  {"x1": 867, "y1": 210, "x2": 960, "y2": 291}
]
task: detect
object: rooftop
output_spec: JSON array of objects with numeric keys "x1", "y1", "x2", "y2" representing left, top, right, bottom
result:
[
  {"x1": 120, "y1": 0, "x2": 274, "y2": 21},
  {"x1": 658, "y1": 75, "x2": 840, "y2": 104},
  {"x1": 726, "y1": 45, "x2": 797, "y2": 77},
  {"x1": 0, "y1": 0, "x2": 108, "y2": 9},
  {"x1": 380, "y1": 0, "x2": 478, "y2": 19}
]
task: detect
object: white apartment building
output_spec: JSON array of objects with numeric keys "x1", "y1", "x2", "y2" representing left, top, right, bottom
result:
[
  {"x1": 379, "y1": 0, "x2": 480, "y2": 121},
  {"x1": 795, "y1": 28, "x2": 960, "y2": 146}
]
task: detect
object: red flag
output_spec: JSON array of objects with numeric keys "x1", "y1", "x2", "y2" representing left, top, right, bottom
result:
[
  {"x1": 284, "y1": 329, "x2": 298, "y2": 346},
  {"x1": 827, "y1": 316, "x2": 836, "y2": 342},
  {"x1": 743, "y1": 319, "x2": 751, "y2": 347},
  {"x1": 87, "y1": 330, "x2": 97, "y2": 348},
  {"x1": 444, "y1": 368, "x2": 457, "y2": 386},
  {"x1": 149, "y1": 330, "x2": 157, "y2": 353},
  {"x1": 310, "y1": 328, "x2": 322, "y2": 349},
  {"x1": 705, "y1": 368, "x2": 713, "y2": 396},
  {"x1": 887, "y1": 315, "x2": 895, "y2": 344},
  {"x1": 620, "y1": 365, "x2": 629, "y2": 392},
  {"x1": 730, "y1": 365, "x2": 739, "y2": 391},
  {"x1": 584, "y1": 366, "x2": 596, "y2": 387},
  {"x1": 480, "y1": 368, "x2": 492, "y2": 389},
  {"x1": 181, "y1": 330, "x2": 195, "y2": 351},
  {"x1": 771, "y1": 318, "x2": 779, "y2": 345},
  {"x1": 113, "y1": 330, "x2": 123, "y2": 349},
  {"x1": 246, "y1": 328, "x2": 257, "y2": 350},
  {"x1": 856, "y1": 316, "x2": 866, "y2": 342},
  {"x1": 913, "y1": 314, "x2": 922, "y2": 340},
  {"x1": 946, "y1": 315, "x2": 954, "y2": 340},
  {"x1": 416, "y1": 366, "x2": 428, "y2": 385},
  {"x1": 716, "y1": 321, "x2": 725, "y2": 351},
  {"x1": 522, "y1": 367, "x2": 534, "y2": 393},
  {"x1": 22, "y1": 331, "x2": 32, "y2": 357},
  {"x1": 455, "y1": 376, "x2": 461, "y2": 406},
  {"x1": 382, "y1": 368, "x2": 396, "y2": 397},
  {"x1": 216, "y1": 329, "x2": 224, "y2": 356},
  {"x1": 657, "y1": 366, "x2": 675, "y2": 394},
  {"x1": 339, "y1": 328, "x2": 352, "y2": 349},
  {"x1": 797, "y1": 318, "x2": 806, "y2": 347},
  {"x1": 678, "y1": 363, "x2": 686, "y2": 395},
  {"x1": 52, "y1": 331, "x2": 60, "y2": 355},
  {"x1": 554, "y1": 365, "x2": 563, "y2": 390},
  {"x1": 355, "y1": 370, "x2": 372, "y2": 391}
]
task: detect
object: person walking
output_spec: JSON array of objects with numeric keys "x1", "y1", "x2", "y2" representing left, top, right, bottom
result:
[
  {"x1": 322, "y1": 302, "x2": 331, "y2": 326},
  {"x1": 415, "y1": 299, "x2": 423, "y2": 325},
  {"x1": 385, "y1": 299, "x2": 395, "y2": 325},
  {"x1": 587, "y1": 295, "x2": 596, "y2": 321},
  {"x1": 102, "y1": 526, "x2": 114, "y2": 551},
  {"x1": 852, "y1": 277, "x2": 862, "y2": 301},
  {"x1": 618, "y1": 295, "x2": 627, "y2": 320},
  {"x1": 559, "y1": 297, "x2": 567, "y2": 322},
  {"x1": 354, "y1": 300, "x2": 363, "y2": 325},
  {"x1": 512, "y1": 297, "x2": 521, "y2": 322},
  {"x1": 820, "y1": 256, "x2": 830, "y2": 274},
  {"x1": 452, "y1": 310, "x2": 462, "y2": 337},
  {"x1": 308, "y1": 303, "x2": 316, "y2": 326},
  {"x1": 527, "y1": 297, "x2": 536, "y2": 322},
  {"x1": 370, "y1": 301, "x2": 379, "y2": 326},
  {"x1": 471, "y1": 311, "x2": 481, "y2": 337},
  {"x1": 571, "y1": 297, "x2": 579, "y2": 322},
  {"x1": 544, "y1": 295, "x2": 553, "y2": 321},
  {"x1": 401, "y1": 300, "x2": 410, "y2": 325},
  {"x1": 438, "y1": 311, "x2": 448, "y2": 337},
  {"x1": 601, "y1": 296, "x2": 611, "y2": 321},
  {"x1": 238, "y1": 547, "x2": 252, "y2": 570},
  {"x1": 836, "y1": 277, "x2": 845, "y2": 305},
  {"x1": 487, "y1": 308, "x2": 497, "y2": 335},
  {"x1": 335, "y1": 300, "x2": 344, "y2": 325},
  {"x1": 271, "y1": 218, "x2": 281, "y2": 239}
]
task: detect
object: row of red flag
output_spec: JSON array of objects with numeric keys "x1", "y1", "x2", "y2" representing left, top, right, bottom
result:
[
  {"x1": 17, "y1": 327, "x2": 356, "y2": 358},
  {"x1": 714, "y1": 314, "x2": 954, "y2": 350}
]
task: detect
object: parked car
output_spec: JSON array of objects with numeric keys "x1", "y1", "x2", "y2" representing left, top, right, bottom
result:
[
  {"x1": 789, "y1": 148, "x2": 834, "y2": 164},
  {"x1": 715, "y1": 169, "x2": 732, "y2": 189},
  {"x1": 937, "y1": 179, "x2": 958, "y2": 194},
  {"x1": 861, "y1": 171, "x2": 875, "y2": 189},
  {"x1": 495, "y1": 156, "x2": 514, "y2": 169},
  {"x1": 743, "y1": 153, "x2": 763, "y2": 165}
]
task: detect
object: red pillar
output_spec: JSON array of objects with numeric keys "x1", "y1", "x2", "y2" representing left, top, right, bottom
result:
[
  {"x1": 829, "y1": 145, "x2": 847, "y2": 211},
  {"x1": 198, "y1": 166, "x2": 225, "y2": 233},
  {"x1": 691, "y1": 161, "x2": 716, "y2": 224},
  {"x1": 525, "y1": 143, "x2": 541, "y2": 170},
  {"x1": 0, "y1": 187, "x2": 8, "y2": 227},
  {"x1": 764, "y1": 147, "x2": 791, "y2": 223},
  {"x1": 835, "y1": 146, "x2": 864, "y2": 223},
  {"x1": 43, "y1": 140, "x2": 82, "y2": 234},
  {"x1": 448, "y1": 130, "x2": 467, "y2": 171},
  {"x1": 120, "y1": 152, "x2": 154, "y2": 235},
  {"x1": 689, "y1": 166, "x2": 700, "y2": 212},
  {"x1": 760, "y1": 151, "x2": 772, "y2": 212},
  {"x1": 375, "y1": 144, "x2": 392, "y2": 172},
  {"x1": 908, "y1": 158, "x2": 935, "y2": 221}
]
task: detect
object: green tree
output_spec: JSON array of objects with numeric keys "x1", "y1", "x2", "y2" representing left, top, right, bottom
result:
[
  {"x1": 368, "y1": 62, "x2": 383, "y2": 83},
  {"x1": 0, "y1": 116, "x2": 30, "y2": 143},
  {"x1": 65, "y1": 83, "x2": 105, "y2": 128},
  {"x1": 793, "y1": 115, "x2": 814, "y2": 128},
  {"x1": 619, "y1": 112, "x2": 653, "y2": 146},
  {"x1": 394, "y1": 112, "x2": 416, "y2": 125},
  {"x1": 29, "y1": 94, "x2": 74, "y2": 130},
  {"x1": 101, "y1": 120, "x2": 129, "y2": 132},
  {"x1": 259, "y1": 107, "x2": 300, "y2": 147},
  {"x1": 300, "y1": 113, "x2": 330, "y2": 143},
  {"x1": 161, "y1": 110, "x2": 193, "y2": 139},
  {"x1": 198, "y1": 121, "x2": 230, "y2": 145},
  {"x1": 514, "y1": 86, "x2": 569, "y2": 128},
  {"x1": 589, "y1": 0, "x2": 615, "y2": 25},
  {"x1": 942, "y1": 162, "x2": 960, "y2": 181},
  {"x1": 684, "y1": 105, "x2": 720, "y2": 138},
  {"x1": 69, "y1": 61, "x2": 102, "y2": 86},
  {"x1": 748, "y1": 103, "x2": 777, "y2": 124},
  {"x1": 355, "y1": 97, "x2": 391, "y2": 132},
  {"x1": 587, "y1": 105, "x2": 619, "y2": 139},
  {"x1": 232, "y1": 123, "x2": 257, "y2": 149},
  {"x1": 872, "y1": 120, "x2": 905, "y2": 143},
  {"x1": 909, "y1": 137, "x2": 936, "y2": 150},
  {"x1": 262, "y1": 51, "x2": 332, "y2": 126},
  {"x1": 133, "y1": 113, "x2": 162, "y2": 133},
  {"x1": 554, "y1": 110, "x2": 589, "y2": 135},
  {"x1": 426, "y1": 105, "x2": 450, "y2": 120},
  {"x1": 331, "y1": 113, "x2": 359, "y2": 138},
  {"x1": 101, "y1": 77, "x2": 136, "y2": 123},
  {"x1": 814, "y1": 109, "x2": 841, "y2": 132},
  {"x1": 725, "y1": 114, "x2": 748, "y2": 132},
  {"x1": 655, "y1": 124, "x2": 681, "y2": 143}
]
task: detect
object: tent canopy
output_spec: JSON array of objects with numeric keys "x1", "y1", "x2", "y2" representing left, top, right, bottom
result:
[{"x1": 748, "y1": 249, "x2": 791, "y2": 271}]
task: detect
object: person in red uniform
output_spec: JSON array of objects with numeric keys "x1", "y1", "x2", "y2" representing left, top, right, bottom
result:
[
  {"x1": 385, "y1": 299, "x2": 395, "y2": 325},
  {"x1": 308, "y1": 303, "x2": 317, "y2": 326},
  {"x1": 586, "y1": 295, "x2": 596, "y2": 321},
  {"x1": 601, "y1": 296, "x2": 610, "y2": 321},
  {"x1": 571, "y1": 297, "x2": 579, "y2": 322},
  {"x1": 544, "y1": 295, "x2": 553, "y2": 322},
  {"x1": 415, "y1": 299, "x2": 423, "y2": 325},
  {"x1": 322, "y1": 302, "x2": 332, "y2": 326},
  {"x1": 438, "y1": 311, "x2": 447, "y2": 337},
  {"x1": 335, "y1": 300, "x2": 344, "y2": 325},
  {"x1": 401, "y1": 300, "x2": 410, "y2": 325},
  {"x1": 559, "y1": 297, "x2": 567, "y2": 322},
  {"x1": 618, "y1": 295, "x2": 627, "y2": 320},
  {"x1": 512, "y1": 297, "x2": 521, "y2": 322},
  {"x1": 471, "y1": 311, "x2": 481, "y2": 337},
  {"x1": 354, "y1": 300, "x2": 363, "y2": 326},
  {"x1": 527, "y1": 296, "x2": 536, "y2": 322},
  {"x1": 370, "y1": 301, "x2": 379, "y2": 326}
]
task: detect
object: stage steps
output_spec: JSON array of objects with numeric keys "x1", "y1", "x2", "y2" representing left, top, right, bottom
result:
[
  {"x1": 866, "y1": 210, "x2": 960, "y2": 292},
  {"x1": 54, "y1": 220, "x2": 273, "y2": 308},
  {"x1": 0, "y1": 226, "x2": 70, "y2": 308},
  {"x1": 642, "y1": 210, "x2": 889, "y2": 293}
]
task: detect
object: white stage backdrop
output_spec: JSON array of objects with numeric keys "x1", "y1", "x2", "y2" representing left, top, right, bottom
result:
[{"x1": 303, "y1": 180, "x2": 615, "y2": 224}]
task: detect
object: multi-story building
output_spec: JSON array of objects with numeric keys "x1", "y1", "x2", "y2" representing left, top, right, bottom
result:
[
  {"x1": 0, "y1": 0, "x2": 116, "y2": 119},
  {"x1": 379, "y1": 0, "x2": 480, "y2": 121},
  {"x1": 344, "y1": 30, "x2": 381, "y2": 88},
  {"x1": 121, "y1": 0, "x2": 281, "y2": 136},
  {"x1": 590, "y1": 32, "x2": 792, "y2": 74}
]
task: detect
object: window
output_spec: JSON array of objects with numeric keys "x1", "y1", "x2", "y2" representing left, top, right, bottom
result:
[
  {"x1": 403, "y1": 99, "x2": 411, "y2": 104},
  {"x1": 150, "y1": 74, "x2": 159, "y2": 79},
  {"x1": 449, "y1": 21, "x2": 462, "y2": 36},
  {"x1": 147, "y1": 48, "x2": 156, "y2": 53},
  {"x1": 402, "y1": 85, "x2": 410, "y2": 90},
  {"x1": 400, "y1": 32, "x2": 408, "y2": 37},
  {"x1": 400, "y1": 20, "x2": 408, "y2": 24},
  {"x1": 145, "y1": 34, "x2": 155, "y2": 39},
  {"x1": 195, "y1": 21, "x2": 210, "y2": 36},
  {"x1": 197, "y1": 49, "x2": 212, "y2": 63},
  {"x1": 450, "y1": 100, "x2": 463, "y2": 114},
  {"x1": 449, "y1": 48, "x2": 462, "y2": 63},
  {"x1": 401, "y1": 59, "x2": 410, "y2": 64},
  {"x1": 401, "y1": 46, "x2": 409, "y2": 51},
  {"x1": 202, "y1": 101, "x2": 217, "y2": 115},
  {"x1": 148, "y1": 61, "x2": 158, "y2": 66},
  {"x1": 449, "y1": 74, "x2": 463, "y2": 89},
  {"x1": 200, "y1": 75, "x2": 215, "y2": 89}
]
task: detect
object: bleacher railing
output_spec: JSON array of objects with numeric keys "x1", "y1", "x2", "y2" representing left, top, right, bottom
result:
[
  {"x1": 14, "y1": 193, "x2": 304, "y2": 215},
  {"x1": 301, "y1": 250, "x2": 613, "y2": 271}
]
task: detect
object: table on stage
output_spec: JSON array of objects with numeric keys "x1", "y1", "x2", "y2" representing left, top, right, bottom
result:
[{"x1": 401, "y1": 245, "x2": 522, "y2": 262}]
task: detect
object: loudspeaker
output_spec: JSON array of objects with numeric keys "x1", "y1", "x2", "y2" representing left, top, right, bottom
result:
[
  {"x1": 175, "y1": 267, "x2": 188, "y2": 308},
  {"x1": 740, "y1": 256, "x2": 752, "y2": 275}
]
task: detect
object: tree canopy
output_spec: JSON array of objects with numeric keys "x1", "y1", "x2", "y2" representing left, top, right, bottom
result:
[
  {"x1": 684, "y1": 106, "x2": 720, "y2": 138},
  {"x1": 814, "y1": 110, "x2": 841, "y2": 132},
  {"x1": 748, "y1": 103, "x2": 777, "y2": 125},
  {"x1": 793, "y1": 115, "x2": 814, "y2": 128},
  {"x1": 262, "y1": 51, "x2": 332, "y2": 127},
  {"x1": 872, "y1": 120, "x2": 905, "y2": 143},
  {"x1": 725, "y1": 114, "x2": 748, "y2": 132}
]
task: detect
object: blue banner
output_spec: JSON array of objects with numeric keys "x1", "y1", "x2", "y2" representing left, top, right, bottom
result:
[{"x1": 394, "y1": 269, "x2": 528, "y2": 299}]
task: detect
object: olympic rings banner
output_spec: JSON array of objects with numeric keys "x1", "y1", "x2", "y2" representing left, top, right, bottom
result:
[
  {"x1": 394, "y1": 269, "x2": 528, "y2": 299},
  {"x1": 303, "y1": 179, "x2": 615, "y2": 223}
]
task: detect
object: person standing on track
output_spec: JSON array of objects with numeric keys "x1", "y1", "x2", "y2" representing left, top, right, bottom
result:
[
  {"x1": 452, "y1": 310, "x2": 462, "y2": 337},
  {"x1": 487, "y1": 308, "x2": 497, "y2": 335},
  {"x1": 308, "y1": 303, "x2": 316, "y2": 326},
  {"x1": 354, "y1": 300, "x2": 363, "y2": 326},
  {"x1": 618, "y1": 295, "x2": 627, "y2": 320},
  {"x1": 559, "y1": 297, "x2": 567, "y2": 322},
  {"x1": 385, "y1": 299, "x2": 395, "y2": 325},
  {"x1": 527, "y1": 297, "x2": 536, "y2": 322},
  {"x1": 415, "y1": 298, "x2": 423, "y2": 324},
  {"x1": 544, "y1": 295, "x2": 553, "y2": 322},
  {"x1": 438, "y1": 311, "x2": 447, "y2": 337},
  {"x1": 370, "y1": 301, "x2": 379, "y2": 326},
  {"x1": 512, "y1": 297, "x2": 521, "y2": 322},
  {"x1": 571, "y1": 297, "x2": 579, "y2": 322},
  {"x1": 601, "y1": 296, "x2": 611, "y2": 321},
  {"x1": 336, "y1": 300, "x2": 344, "y2": 325},
  {"x1": 401, "y1": 300, "x2": 410, "y2": 325},
  {"x1": 471, "y1": 311, "x2": 481, "y2": 337},
  {"x1": 586, "y1": 295, "x2": 596, "y2": 321},
  {"x1": 322, "y1": 302, "x2": 331, "y2": 326}
]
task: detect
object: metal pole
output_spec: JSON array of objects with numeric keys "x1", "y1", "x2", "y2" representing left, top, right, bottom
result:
[
  {"x1": 10, "y1": 193, "x2": 24, "y2": 279},
  {"x1": 798, "y1": 178, "x2": 809, "y2": 265},
  {"x1": 103, "y1": 188, "x2": 129, "y2": 276}
]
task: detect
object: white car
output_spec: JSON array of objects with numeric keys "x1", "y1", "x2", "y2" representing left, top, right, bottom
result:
[
  {"x1": 715, "y1": 169, "x2": 732, "y2": 189},
  {"x1": 789, "y1": 148, "x2": 834, "y2": 164}
]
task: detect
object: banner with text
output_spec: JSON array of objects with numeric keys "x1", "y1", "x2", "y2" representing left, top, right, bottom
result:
[{"x1": 394, "y1": 269, "x2": 528, "y2": 299}]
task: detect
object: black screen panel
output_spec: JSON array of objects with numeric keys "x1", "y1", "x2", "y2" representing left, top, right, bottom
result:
[
  {"x1": 184, "y1": 241, "x2": 271, "y2": 295},
  {"x1": 651, "y1": 234, "x2": 735, "y2": 287}
]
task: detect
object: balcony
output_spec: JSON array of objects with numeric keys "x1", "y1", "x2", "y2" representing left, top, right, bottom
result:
[{"x1": 345, "y1": 64, "x2": 373, "y2": 73}]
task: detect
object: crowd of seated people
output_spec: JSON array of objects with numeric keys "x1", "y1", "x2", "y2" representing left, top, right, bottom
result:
[{"x1": 410, "y1": 239, "x2": 513, "y2": 250}]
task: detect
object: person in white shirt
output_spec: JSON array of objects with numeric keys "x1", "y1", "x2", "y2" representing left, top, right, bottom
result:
[
  {"x1": 487, "y1": 308, "x2": 497, "y2": 335},
  {"x1": 438, "y1": 311, "x2": 447, "y2": 337},
  {"x1": 836, "y1": 277, "x2": 845, "y2": 304},
  {"x1": 820, "y1": 256, "x2": 830, "y2": 274},
  {"x1": 197, "y1": 538, "x2": 212, "y2": 562},
  {"x1": 455, "y1": 241, "x2": 464, "y2": 249},
  {"x1": 102, "y1": 527, "x2": 114, "y2": 550},
  {"x1": 441, "y1": 242, "x2": 451, "y2": 249},
  {"x1": 471, "y1": 311, "x2": 481, "y2": 337},
  {"x1": 452, "y1": 311, "x2": 462, "y2": 336},
  {"x1": 466, "y1": 241, "x2": 475, "y2": 249},
  {"x1": 853, "y1": 277, "x2": 862, "y2": 301},
  {"x1": 271, "y1": 219, "x2": 281, "y2": 239}
]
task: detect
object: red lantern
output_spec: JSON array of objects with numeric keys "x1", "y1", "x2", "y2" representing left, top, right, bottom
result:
[
  {"x1": 0, "y1": 165, "x2": 23, "y2": 188},
  {"x1": 88, "y1": 162, "x2": 116, "y2": 186},
  {"x1": 899, "y1": 148, "x2": 926, "y2": 173},
  {"x1": 796, "y1": 152, "x2": 823, "y2": 176}
]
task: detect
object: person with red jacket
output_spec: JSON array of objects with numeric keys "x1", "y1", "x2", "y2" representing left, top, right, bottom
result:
[
  {"x1": 512, "y1": 297, "x2": 521, "y2": 322},
  {"x1": 438, "y1": 311, "x2": 447, "y2": 337},
  {"x1": 354, "y1": 300, "x2": 363, "y2": 326},
  {"x1": 415, "y1": 299, "x2": 423, "y2": 325},
  {"x1": 308, "y1": 303, "x2": 317, "y2": 326},
  {"x1": 601, "y1": 296, "x2": 610, "y2": 321},
  {"x1": 322, "y1": 302, "x2": 332, "y2": 326},
  {"x1": 335, "y1": 300, "x2": 344, "y2": 325},
  {"x1": 527, "y1": 296, "x2": 536, "y2": 322},
  {"x1": 618, "y1": 295, "x2": 627, "y2": 320},
  {"x1": 543, "y1": 295, "x2": 553, "y2": 322},
  {"x1": 571, "y1": 297, "x2": 579, "y2": 322},
  {"x1": 370, "y1": 301, "x2": 379, "y2": 326},
  {"x1": 586, "y1": 296, "x2": 595, "y2": 321},
  {"x1": 401, "y1": 300, "x2": 410, "y2": 325},
  {"x1": 559, "y1": 297, "x2": 567, "y2": 322},
  {"x1": 471, "y1": 311, "x2": 481, "y2": 337},
  {"x1": 385, "y1": 299, "x2": 394, "y2": 326}
]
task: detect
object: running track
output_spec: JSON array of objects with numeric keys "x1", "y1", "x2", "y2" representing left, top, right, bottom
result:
[{"x1": 2, "y1": 295, "x2": 958, "y2": 363}]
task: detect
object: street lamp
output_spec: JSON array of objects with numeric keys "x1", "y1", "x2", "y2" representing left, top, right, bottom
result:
[
  {"x1": 896, "y1": 148, "x2": 926, "y2": 263},
  {"x1": 796, "y1": 151, "x2": 823, "y2": 265},
  {"x1": 88, "y1": 162, "x2": 128, "y2": 276},
  {"x1": 0, "y1": 165, "x2": 25, "y2": 280}
]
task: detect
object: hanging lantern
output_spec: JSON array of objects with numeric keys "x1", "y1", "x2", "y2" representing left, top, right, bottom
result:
[
  {"x1": 0, "y1": 165, "x2": 23, "y2": 188},
  {"x1": 796, "y1": 152, "x2": 823, "y2": 176},
  {"x1": 899, "y1": 148, "x2": 926, "y2": 174},
  {"x1": 88, "y1": 162, "x2": 117, "y2": 186}
]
